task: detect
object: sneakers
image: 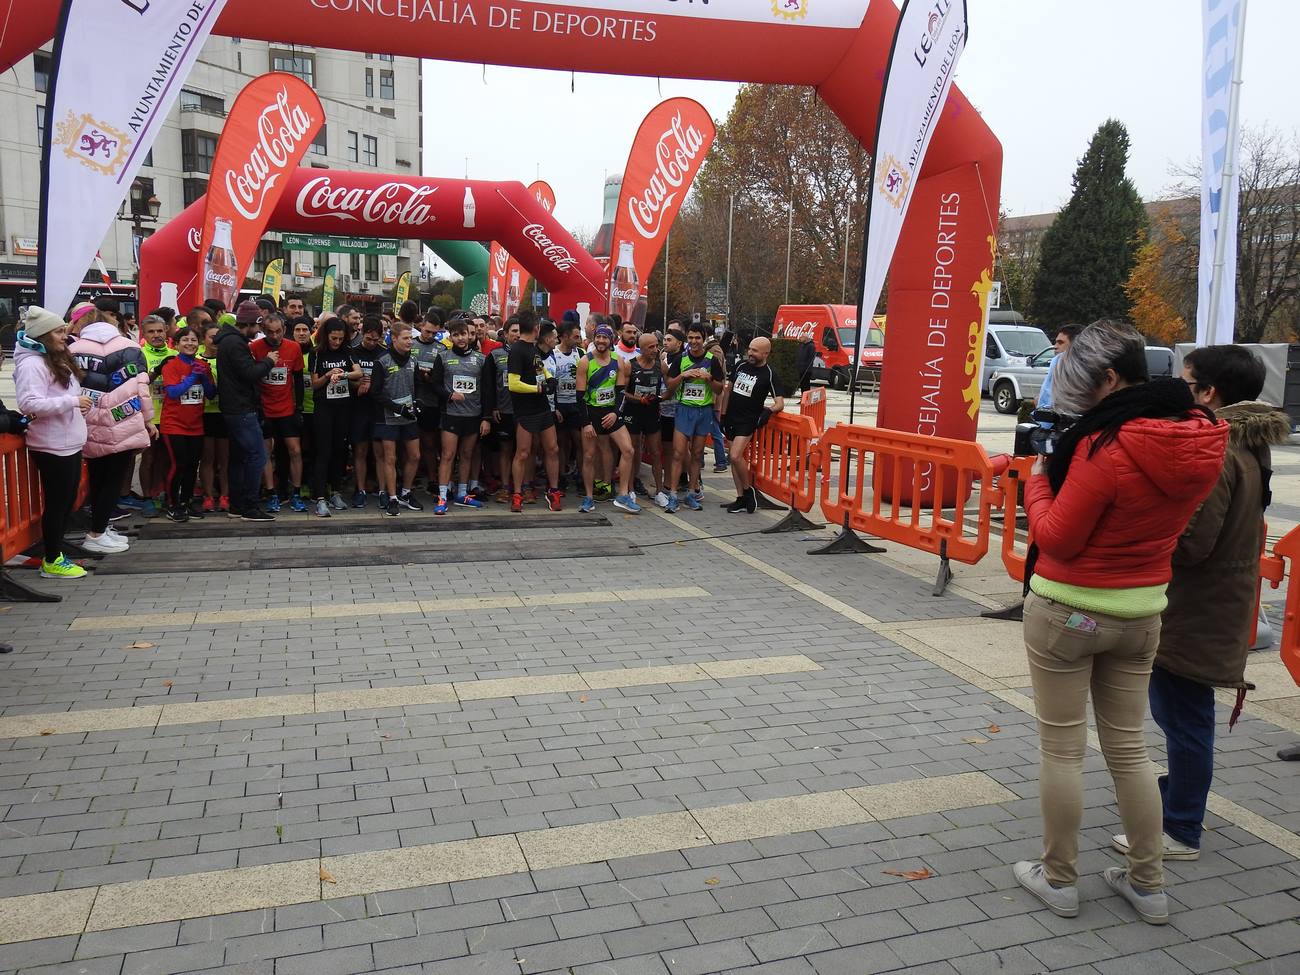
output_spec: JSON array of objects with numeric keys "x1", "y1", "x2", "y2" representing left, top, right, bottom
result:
[
  {"x1": 612, "y1": 493, "x2": 641, "y2": 513},
  {"x1": 378, "y1": 491, "x2": 391, "y2": 512},
  {"x1": 713, "y1": 462, "x2": 730, "y2": 473},
  {"x1": 108, "y1": 505, "x2": 134, "y2": 522},
  {"x1": 726, "y1": 496, "x2": 748, "y2": 514},
  {"x1": 328, "y1": 492, "x2": 347, "y2": 511},
  {"x1": 397, "y1": 490, "x2": 423, "y2": 511},
  {"x1": 82, "y1": 532, "x2": 128, "y2": 554},
  {"x1": 164, "y1": 506, "x2": 189, "y2": 524},
  {"x1": 289, "y1": 494, "x2": 309, "y2": 513},
  {"x1": 511, "y1": 492, "x2": 524, "y2": 513},
  {"x1": 1111, "y1": 833, "x2": 1199, "y2": 861},
  {"x1": 545, "y1": 488, "x2": 563, "y2": 512},
  {"x1": 578, "y1": 496, "x2": 596, "y2": 513},
  {"x1": 40, "y1": 556, "x2": 86, "y2": 580},
  {"x1": 352, "y1": 490, "x2": 367, "y2": 508},
  {"x1": 654, "y1": 491, "x2": 671, "y2": 509},
  {"x1": 104, "y1": 526, "x2": 129, "y2": 544},
  {"x1": 745, "y1": 486, "x2": 757, "y2": 514},
  {"x1": 434, "y1": 498, "x2": 449, "y2": 515},
  {"x1": 266, "y1": 494, "x2": 282, "y2": 513},
  {"x1": 684, "y1": 491, "x2": 703, "y2": 511},
  {"x1": 201, "y1": 496, "x2": 216, "y2": 514},
  {"x1": 633, "y1": 478, "x2": 648, "y2": 498},
  {"x1": 1013, "y1": 861, "x2": 1079, "y2": 918},
  {"x1": 494, "y1": 487, "x2": 511, "y2": 504},
  {"x1": 241, "y1": 508, "x2": 275, "y2": 522},
  {"x1": 385, "y1": 495, "x2": 399, "y2": 517},
  {"x1": 1103, "y1": 867, "x2": 1169, "y2": 925},
  {"x1": 218, "y1": 495, "x2": 229, "y2": 512},
  {"x1": 522, "y1": 486, "x2": 539, "y2": 504},
  {"x1": 117, "y1": 494, "x2": 149, "y2": 510},
  {"x1": 455, "y1": 494, "x2": 484, "y2": 508},
  {"x1": 314, "y1": 499, "x2": 331, "y2": 518},
  {"x1": 664, "y1": 494, "x2": 679, "y2": 514}
]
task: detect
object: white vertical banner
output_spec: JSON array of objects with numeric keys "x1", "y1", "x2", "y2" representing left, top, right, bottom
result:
[
  {"x1": 1197, "y1": 0, "x2": 1247, "y2": 346},
  {"x1": 39, "y1": 0, "x2": 229, "y2": 313},
  {"x1": 856, "y1": 0, "x2": 968, "y2": 352}
]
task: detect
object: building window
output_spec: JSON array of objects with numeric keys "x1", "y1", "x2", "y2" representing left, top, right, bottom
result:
[
  {"x1": 252, "y1": 239, "x2": 282, "y2": 276},
  {"x1": 183, "y1": 178, "x2": 208, "y2": 207},
  {"x1": 347, "y1": 130, "x2": 358, "y2": 163},
  {"x1": 314, "y1": 251, "x2": 330, "y2": 277},
  {"x1": 36, "y1": 105, "x2": 45, "y2": 147},
  {"x1": 271, "y1": 52, "x2": 314, "y2": 88},
  {"x1": 380, "y1": 70, "x2": 394, "y2": 100},
  {"x1": 310, "y1": 125, "x2": 327, "y2": 156},
  {"x1": 350, "y1": 253, "x2": 361, "y2": 279},
  {"x1": 34, "y1": 52, "x2": 51, "y2": 93},
  {"x1": 182, "y1": 130, "x2": 217, "y2": 173},
  {"x1": 143, "y1": 148, "x2": 153, "y2": 168},
  {"x1": 363, "y1": 135, "x2": 378, "y2": 168},
  {"x1": 179, "y1": 89, "x2": 225, "y2": 116},
  {"x1": 380, "y1": 107, "x2": 395, "y2": 119},
  {"x1": 379, "y1": 53, "x2": 394, "y2": 62},
  {"x1": 365, "y1": 52, "x2": 373, "y2": 60},
  {"x1": 365, "y1": 254, "x2": 379, "y2": 281},
  {"x1": 365, "y1": 67, "x2": 374, "y2": 98}
]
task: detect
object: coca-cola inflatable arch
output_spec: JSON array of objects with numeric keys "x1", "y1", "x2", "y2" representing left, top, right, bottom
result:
[
  {"x1": 139, "y1": 171, "x2": 607, "y2": 319},
  {"x1": 5, "y1": 0, "x2": 1001, "y2": 443}
]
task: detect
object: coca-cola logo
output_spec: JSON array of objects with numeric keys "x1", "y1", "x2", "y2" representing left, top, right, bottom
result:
[
  {"x1": 609, "y1": 286, "x2": 639, "y2": 302},
  {"x1": 778, "y1": 321, "x2": 817, "y2": 341},
  {"x1": 205, "y1": 268, "x2": 237, "y2": 287},
  {"x1": 295, "y1": 176, "x2": 438, "y2": 227},
  {"x1": 627, "y1": 112, "x2": 707, "y2": 240},
  {"x1": 188, "y1": 227, "x2": 203, "y2": 253},
  {"x1": 493, "y1": 246, "x2": 509, "y2": 275},
  {"x1": 521, "y1": 224, "x2": 578, "y2": 272},
  {"x1": 226, "y1": 88, "x2": 315, "y2": 222}
]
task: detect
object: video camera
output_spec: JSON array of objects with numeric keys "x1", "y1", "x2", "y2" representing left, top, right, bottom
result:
[{"x1": 1014, "y1": 409, "x2": 1078, "y2": 457}]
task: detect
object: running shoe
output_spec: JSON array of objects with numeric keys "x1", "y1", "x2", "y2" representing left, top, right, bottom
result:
[
  {"x1": 469, "y1": 486, "x2": 489, "y2": 502},
  {"x1": 511, "y1": 492, "x2": 523, "y2": 513},
  {"x1": 202, "y1": 496, "x2": 216, "y2": 514},
  {"x1": 613, "y1": 493, "x2": 641, "y2": 514},
  {"x1": 328, "y1": 492, "x2": 347, "y2": 511},
  {"x1": 654, "y1": 491, "x2": 670, "y2": 509},
  {"x1": 40, "y1": 556, "x2": 86, "y2": 580},
  {"x1": 578, "y1": 496, "x2": 596, "y2": 513},
  {"x1": 523, "y1": 486, "x2": 538, "y2": 504},
  {"x1": 664, "y1": 494, "x2": 679, "y2": 514},
  {"x1": 745, "y1": 487, "x2": 757, "y2": 514},
  {"x1": 82, "y1": 532, "x2": 128, "y2": 554},
  {"x1": 713, "y1": 462, "x2": 730, "y2": 474},
  {"x1": 289, "y1": 494, "x2": 309, "y2": 513},
  {"x1": 352, "y1": 490, "x2": 367, "y2": 508},
  {"x1": 314, "y1": 499, "x2": 331, "y2": 518},
  {"x1": 726, "y1": 496, "x2": 748, "y2": 514},
  {"x1": 218, "y1": 496, "x2": 230, "y2": 512},
  {"x1": 108, "y1": 506, "x2": 133, "y2": 522},
  {"x1": 378, "y1": 491, "x2": 390, "y2": 512},
  {"x1": 117, "y1": 494, "x2": 149, "y2": 510},
  {"x1": 138, "y1": 500, "x2": 158, "y2": 518},
  {"x1": 266, "y1": 494, "x2": 282, "y2": 513},
  {"x1": 545, "y1": 489, "x2": 563, "y2": 512},
  {"x1": 454, "y1": 494, "x2": 484, "y2": 508},
  {"x1": 188, "y1": 497, "x2": 206, "y2": 516},
  {"x1": 397, "y1": 491, "x2": 423, "y2": 511},
  {"x1": 385, "y1": 496, "x2": 399, "y2": 517},
  {"x1": 494, "y1": 487, "x2": 511, "y2": 504},
  {"x1": 434, "y1": 498, "x2": 449, "y2": 515},
  {"x1": 684, "y1": 492, "x2": 703, "y2": 511},
  {"x1": 105, "y1": 526, "x2": 128, "y2": 544},
  {"x1": 164, "y1": 506, "x2": 190, "y2": 523},
  {"x1": 633, "y1": 478, "x2": 648, "y2": 497},
  {"x1": 242, "y1": 508, "x2": 275, "y2": 522}
]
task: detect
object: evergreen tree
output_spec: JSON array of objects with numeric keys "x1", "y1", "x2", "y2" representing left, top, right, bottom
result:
[{"x1": 1032, "y1": 120, "x2": 1147, "y2": 328}]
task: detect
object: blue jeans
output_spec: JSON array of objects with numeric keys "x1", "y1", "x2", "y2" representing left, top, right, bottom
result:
[
  {"x1": 1149, "y1": 665, "x2": 1215, "y2": 848},
  {"x1": 709, "y1": 412, "x2": 727, "y2": 467},
  {"x1": 226, "y1": 412, "x2": 268, "y2": 515}
]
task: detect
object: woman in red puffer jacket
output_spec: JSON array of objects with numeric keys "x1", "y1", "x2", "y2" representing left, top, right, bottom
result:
[{"x1": 1012, "y1": 320, "x2": 1226, "y2": 927}]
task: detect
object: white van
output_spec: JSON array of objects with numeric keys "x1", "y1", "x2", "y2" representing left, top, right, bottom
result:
[{"x1": 982, "y1": 322, "x2": 1052, "y2": 402}]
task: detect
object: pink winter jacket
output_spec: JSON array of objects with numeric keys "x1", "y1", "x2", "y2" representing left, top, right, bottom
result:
[
  {"x1": 12, "y1": 346, "x2": 88, "y2": 457},
  {"x1": 69, "y1": 322, "x2": 155, "y2": 458}
]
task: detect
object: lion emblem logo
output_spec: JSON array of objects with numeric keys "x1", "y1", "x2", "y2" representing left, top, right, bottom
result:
[{"x1": 55, "y1": 112, "x2": 131, "y2": 176}]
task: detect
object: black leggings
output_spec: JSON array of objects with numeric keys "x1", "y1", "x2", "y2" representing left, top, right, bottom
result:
[
  {"x1": 163, "y1": 434, "x2": 203, "y2": 509},
  {"x1": 312, "y1": 406, "x2": 349, "y2": 499},
  {"x1": 86, "y1": 451, "x2": 134, "y2": 534},
  {"x1": 31, "y1": 450, "x2": 82, "y2": 562}
]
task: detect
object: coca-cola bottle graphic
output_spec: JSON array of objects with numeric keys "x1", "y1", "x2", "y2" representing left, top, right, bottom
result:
[
  {"x1": 463, "y1": 187, "x2": 476, "y2": 229},
  {"x1": 490, "y1": 277, "x2": 502, "y2": 317},
  {"x1": 203, "y1": 218, "x2": 239, "y2": 311},
  {"x1": 591, "y1": 173, "x2": 622, "y2": 268},
  {"x1": 607, "y1": 240, "x2": 639, "y2": 323},
  {"x1": 505, "y1": 270, "x2": 521, "y2": 319}
]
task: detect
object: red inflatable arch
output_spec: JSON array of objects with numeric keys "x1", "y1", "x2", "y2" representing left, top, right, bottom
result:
[
  {"x1": 3, "y1": 0, "x2": 1001, "y2": 443},
  {"x1": 139, "y1": 170, "x2": 606, "y2": 318}
]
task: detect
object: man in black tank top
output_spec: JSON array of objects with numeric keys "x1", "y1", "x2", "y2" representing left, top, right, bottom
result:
[{"x1": 625, "y1": 333, "x2": 666, "y2": 499}]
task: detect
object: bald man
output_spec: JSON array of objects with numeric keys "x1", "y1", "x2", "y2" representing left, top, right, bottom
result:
[
  {"x1": 718, "y1": 336, "x2": 785, "y2": 514},
  {"x1": 624, "y1": 331, "x2": 667, "y2": 499}
]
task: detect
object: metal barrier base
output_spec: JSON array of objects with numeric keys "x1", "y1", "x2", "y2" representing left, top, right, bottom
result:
[
  {"x1": 981, "y1": 600, "x2": 1025, "y2": 622},
  {"x1": 754, "y1": 491, "x2": 785, "y2": 512},
  {"x1": 761, "y1": 489, "x2": 819, "y2": 535},
  {"x1": 0, "y1": 569, "x2": 61, "y2": 604},
  {"x1": 809, "y1": 515, "x2": 885, "y2": 555},
  {"x1": 932, "y1": 542, "x2": 953, "y2": 597}
]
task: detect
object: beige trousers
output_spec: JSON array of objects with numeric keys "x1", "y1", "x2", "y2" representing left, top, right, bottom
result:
[{"x1": 1024, "y1": 591, "x2": 1165, "y2": 890}]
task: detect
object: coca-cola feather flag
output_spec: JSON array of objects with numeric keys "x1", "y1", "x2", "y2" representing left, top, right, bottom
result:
[
  {"x1": 195, "y1": 73, "x2": 323, "y2": 310},
  {"x1": 608, "y1": 98, "x2": 715, "y2": 322},
  {"x1": 490, "y1": 180, "x2": 556, "y2": 319}
]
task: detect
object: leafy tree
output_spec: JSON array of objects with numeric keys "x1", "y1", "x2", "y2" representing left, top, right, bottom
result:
[
  {"x1": 1032, "y1": 119, "x2": 1147, "y2": 328},
  {"x1": 1125, "y1": 207, "x2": 1192, "y2": 344}
]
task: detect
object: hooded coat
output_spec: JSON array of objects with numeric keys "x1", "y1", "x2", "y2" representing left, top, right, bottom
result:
[
  {"x1": 1156, "y1": 402, "x2": 1292, "y2": 688},
  {"x1": 69, "y1": 321, "x2": 154, "y2": 458},
  {"x1": 12, "y1": 346, "x2": 87, "y2": 456}
]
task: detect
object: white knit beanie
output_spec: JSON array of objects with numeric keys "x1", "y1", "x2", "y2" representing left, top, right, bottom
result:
[{"x1": 22, "y1": 305, "x2": 65, "y2": 340}]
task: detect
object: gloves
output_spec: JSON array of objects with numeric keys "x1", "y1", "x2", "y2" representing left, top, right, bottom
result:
[
  {"x1": 542, "y1": 376, "x2": 558, "y2": 398},
  {"x1": 192, "y1": 360, "x2": 210, "y2": 376},
  {"x1": 5, "y1": 410, "x2": 29, "y2": 434}
]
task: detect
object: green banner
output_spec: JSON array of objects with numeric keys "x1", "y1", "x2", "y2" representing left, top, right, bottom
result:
[
  {"x1": 322, "y1": 264, "x2": 337, "y2": 312},
  {"x1": 283, "y1": 234, "x2": 399, "y2": 255}
]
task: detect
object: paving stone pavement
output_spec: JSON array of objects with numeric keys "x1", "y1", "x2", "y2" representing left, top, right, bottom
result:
[{"x1": 0, "y1": 463, "x2": 1297, "y2": 975}]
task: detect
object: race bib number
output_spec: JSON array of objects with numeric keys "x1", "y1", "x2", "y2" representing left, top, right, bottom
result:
[
  {"x1": 325, "y1": 379, "x2": 349, "y2": 400},
  {"x1": 733, "y1": 373, "x2": 757, "y2": 398},
  {"x1": 453, "y1": 374, "x2": 477, "y2": 395},
  {"x1": 180, "y1": 385, "x2": 205, "y2": 406},
  {"x1": 634, "y1": 384, "x2": 657, "y2": 399},
  {"x1": 594, "y1": 386, "x2": 615, "y2": 407},
  {"x1": 559, "y1": 376, "x2": 577, "y2": 393},
  {"x1": 395, "y1": 395, "x2": 412, "y2": 409},
  {"x1": 266, "y1": 366, "x2": 288, "y2": 386},
  {"x1": 683, "y1": 381, "x2": 707, "y2": 402}
]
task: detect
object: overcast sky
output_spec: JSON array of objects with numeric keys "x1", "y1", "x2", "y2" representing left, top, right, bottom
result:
[{"x1": 420, "y1": 0, "x2": 1296, "y2": 272}]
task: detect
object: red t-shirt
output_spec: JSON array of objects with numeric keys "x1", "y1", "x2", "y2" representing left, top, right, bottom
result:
[
  {"x1": 479, "y1": 337, "x2": 501, "y2": 355},
  {"x1": 250, "y1": 338, "x2": 305, "y2": 419},
  {"x1": 160, "y1": 356, "x2": 208, "y2": 436}
]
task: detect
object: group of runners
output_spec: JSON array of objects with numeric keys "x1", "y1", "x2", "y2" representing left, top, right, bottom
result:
[{"x1": 139, "y1": 298, "x2": 786, "y2": 522}]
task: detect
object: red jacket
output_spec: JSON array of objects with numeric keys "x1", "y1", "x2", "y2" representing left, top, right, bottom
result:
[{"x1": 1025, "y1": 414, "x2": 1228, "y2": 589}]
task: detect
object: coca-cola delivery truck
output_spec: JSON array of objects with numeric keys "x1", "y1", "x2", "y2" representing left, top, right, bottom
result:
[{"x1": 773, "y1": 304, "x2": 885, "y2": 390}]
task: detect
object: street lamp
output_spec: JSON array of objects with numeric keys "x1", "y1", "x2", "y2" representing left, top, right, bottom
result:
[{"x1": 118, "y1": 181, "x2": 162, "y2": 267}]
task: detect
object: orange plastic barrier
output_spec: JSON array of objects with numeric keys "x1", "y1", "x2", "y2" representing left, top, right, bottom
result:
[
  {"x1": 0, "y1": 433, "x2": 43, "y2": 564},
  {"x1": 816, "y1": 424, "x2": 997, "y2": 565},
  {"x1": 798, "y1": 388, "x2": 827, "y2": 434},
  {"x1": 744, "y1": 410, "x2": 821, "y2": 515},
  {"x1": 1262, "y1": 526, "x2": 1300, "y2": 685},
  {"x1": 997, "y1": 455, "x2": 1037, "y2": 583}
]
